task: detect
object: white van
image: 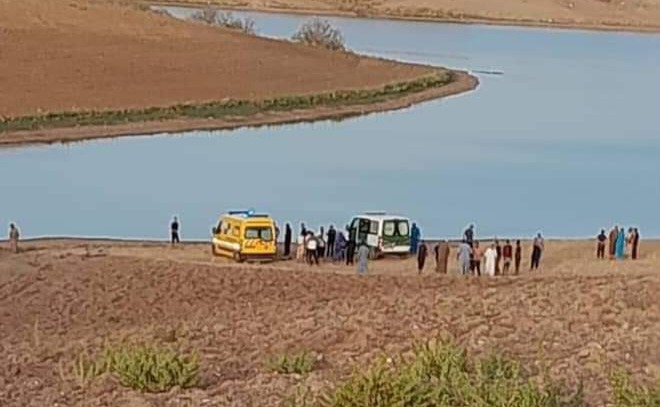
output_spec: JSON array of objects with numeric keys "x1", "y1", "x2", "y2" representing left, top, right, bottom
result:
[{"x1": 348, "y1": 212, "x2": 411, "y2": 257}]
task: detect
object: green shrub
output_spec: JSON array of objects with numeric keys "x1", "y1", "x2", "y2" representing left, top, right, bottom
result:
[
  {"x1": 318, "y1": 339, "x2": 584, "y2": 407},
  {"x1": 103, "y1": 345, "x2": 200, "y2": 393},
  {"x1": 610, "y1": 370, "x2": 660, "y2": 407},
  {"x1": 267, "y1": 351, "x2": 316, "y2": 375}
]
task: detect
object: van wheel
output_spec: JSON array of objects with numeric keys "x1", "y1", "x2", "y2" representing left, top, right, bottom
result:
[{"x1": 234, "y1": 252, "x2": 245, "y2": 263}]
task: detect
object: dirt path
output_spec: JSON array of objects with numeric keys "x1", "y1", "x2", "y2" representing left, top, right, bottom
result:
[
  {"x1": 149, "y1": 0, "x2": 660, "y2": 33},
  {"x1": 1, "y1": 238, "x2": 658, "y2": 406}
]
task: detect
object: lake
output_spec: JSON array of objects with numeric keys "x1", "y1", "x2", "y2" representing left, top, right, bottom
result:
[{"x1": 1, "y1": 8, "x2": 659, "y2": 239}]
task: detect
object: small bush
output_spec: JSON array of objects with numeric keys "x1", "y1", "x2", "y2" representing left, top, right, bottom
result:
[
  {"x1": 318, "y1": 339, "x2": 584, "y2": 407},
  {"x1": 190, "y1": 7, "x2": 218, "y2": 24},
  {"x1": 70, "y1": 350, "x2": 105, "y2": 388},
  {"x1": 267, "y1": 351, "x2": 316, "y2": 375},
  {"x1": 610, "y1": 370, "x2": 660, "y2": 407},
  {"x1": 103, "y1": 345, "x2": 200, "y2": 393},
  {"x1": 217, "y1": 12, "x2": 256, "y2": 35},
  {"x1": 190, "y1": 8, "x2": 256, "y2": 34},
  {"x1": 292, "y1": 19, "x2": 345, "y2": 51}
]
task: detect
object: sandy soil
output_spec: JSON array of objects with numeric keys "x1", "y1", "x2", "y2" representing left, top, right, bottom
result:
[
  {"x1": 0, "y1": 0, "x2": 473, "y2": 136},
  {"x1": 1, "y1": 238, "x2": 658, "y2": 406},
  {"x1": 152, "y1": 0, "x2": 660, "y2": 31}
]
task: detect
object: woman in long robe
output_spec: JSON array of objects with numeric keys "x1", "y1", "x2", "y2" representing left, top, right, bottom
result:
[
  {"x1": 615, "y1": 228, "x2": 626, "y2": 259},
  {"x1": 608, "y1": 226, "x2": 618, "y2": 258}
]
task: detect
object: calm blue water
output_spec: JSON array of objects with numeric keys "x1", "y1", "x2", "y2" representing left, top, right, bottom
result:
[{"x1": 1, "y1": 9, "x2": 659, "y2": 240}]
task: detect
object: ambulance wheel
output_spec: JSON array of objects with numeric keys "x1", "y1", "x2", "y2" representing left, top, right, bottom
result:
[{"x1": 233, "y1": 252, "x2": 245, "y2": 263}]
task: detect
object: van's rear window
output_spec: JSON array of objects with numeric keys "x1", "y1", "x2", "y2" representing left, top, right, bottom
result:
[
  {"x1": 383, "y1": 220, "x2": 409, "y2": 237},
  {"x1": 245, "y1": 227, "x2": 273, "y2": 241}
]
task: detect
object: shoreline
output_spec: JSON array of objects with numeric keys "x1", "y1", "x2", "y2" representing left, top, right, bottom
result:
[
  {"x1": 0, "y1": 70, "x2": 477, "y2": 150},
  {"x1": 148, "y1": 0, "x2": 660, "y2": 34}
]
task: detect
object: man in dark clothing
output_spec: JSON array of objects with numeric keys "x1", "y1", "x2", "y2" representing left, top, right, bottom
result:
[
  {"x1": 502, "y1": 240, "x2": 513, "y2": 274},
  {"x1": 170, "y1": 216, "x2": 180, "y2": 245},
  {"x1": 514, "y1": 240, "x2": 522, "y2": 274},
  {"x1": 284, "y1": 223, "x2": 292, "y2": 257},
  {"x1": 632, "y1": 228, "x2": 640, "y2": 260},
  {"x1": 597, "y1": 229, "x2": 607, "y2": 259},
  {"x1": 417, "y1": 242, "x2": 428, "y2": 274},
  {"x1": 326, "y1": 225, "x2": 337, "y2": 258},
  {"x1": 463, "y1": 224, "x2": 475, "y2": 247},
  {"x1": 495, "y1": 239, "x2": 502, "y2": 275},
  {"x1": 346, "y1": 225, "x2": 356, "y2": 265}
]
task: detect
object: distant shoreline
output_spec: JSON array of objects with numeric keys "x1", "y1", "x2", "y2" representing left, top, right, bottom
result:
[
  {"x1": 0, "y1": 71, "x2": 476, "y2": 149},
  {"x1": 148, "y1": 0, "x2": 660, "y2": 34}
]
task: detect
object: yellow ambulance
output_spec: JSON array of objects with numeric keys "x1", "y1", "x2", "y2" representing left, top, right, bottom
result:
[{"x1": 211, "y1": 210, "x2": 277, "y2": 262}]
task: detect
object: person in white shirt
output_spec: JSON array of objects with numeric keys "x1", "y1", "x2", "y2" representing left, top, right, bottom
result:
[
  {"x1": 305, "y1": 232, "x2": 319, "y2": 265},
  {"x1": 484, "y1": 244, "x2": 498, "y2": 277}
]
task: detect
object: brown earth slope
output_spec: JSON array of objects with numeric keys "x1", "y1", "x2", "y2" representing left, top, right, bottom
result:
[
  {"x1": 154, "y1": 0, "x2": 660, "y2": 31},
  {"x1": 0, "y1": 0, "x2": 450, "y2": 118},
  {"x1": 1, "y1": 239, "x2": 658, "y2": 406}
]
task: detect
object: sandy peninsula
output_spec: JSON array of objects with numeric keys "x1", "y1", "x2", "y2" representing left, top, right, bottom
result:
[
  {"x1": 0, "y1": 0, "x2": 476, "y2": 148},
  {"x1": 148, "y1": 0, "x2": 660, "y2": 32},
  {"x1": 1, "y1": 237, "x2": 658, "y2": 406}
]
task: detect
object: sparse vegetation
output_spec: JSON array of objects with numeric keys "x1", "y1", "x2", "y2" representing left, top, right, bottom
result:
[
  {"x1": 292, "y1": 19, "x2": 345, "y2": 51},
  {"x1": 267, "y1": 351, "x2": 316, "y2": 375},
  {"x1": 0, "y1": 71, "x2": 453, "y2": 132},
  {"x1": 291, "y1": 339, "x2": 585, "y2": 407},
  {"x1": 190, "y1": 7, "x2": 256, "y2": 34},
  {"x1": 610, "y1": 370, "x2": 660, "y2": 407},
  {"x1": 103, "y1": 344, "x2": 200, "y2": 393},
  {"x1": 61, "y1": 344, "x2": 200, "y2": 393}
]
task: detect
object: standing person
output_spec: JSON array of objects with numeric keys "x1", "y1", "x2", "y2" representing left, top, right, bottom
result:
[
  {"x1": 317, "y1": 228, "x2": 326, "y2": 260},
  {"x1": 410, "y1": 223, "x2": 421, "y2": 255},
  {"x1": 530, "y1": 233, "x2": 544, "y2": 270},
  {"x1": 463, "y1": 224, "x2": 475, "y2": 247},
  {"x1": 170, "y1": 216, "x2": 180, "y2": 246},
  {"x1": 300, "y1": 223, "x2": 307, "y2": 238},
  {"x1": 296, "y1": 228, "x2": 306, "y2": 261},
  {"x1": 326, "y1": 225, "x2": 336, "y2": 258},
  {"x1": 346, "y1": 225, "x2": 356, "y2": 265},
  {"x1": 632, "y1": 228, "x2": 640, "y2": 260},
  {"x1": 484, "y1": 244, "x2": 498, "y2": 276},
  {"x1": 356, "y1": 241, "x2": 369, "y2": 274},
  {"x1": 502, "y1": 240, "x2": 513, "y2": 274},
  {"x1": 334, "y1": 231, "x2": 347, "y2": 262},
  {"x1": 434, "y1": 241, "x2": 450, "y2": 274},
  {"x1": 284, "y1": 223, "x2": 292, "y2": 257},
  {"x1": 456, "y1": 240, "x2": 472, "y2": 276},
  {"x1": 514, "y1": 240, "x2": 522, "y2": 274},
  {"x1": 608, "y1": 226, "x2": 618, "y2": 259},
  {"x1": 8, "y1": 223, "x2": 20, "y2": 253},
  {"x1": 494, "y1": 239, "x2": 502, "y2": 275},
  {"x1": 305, "y1": 232, "x2": 319, "y2": 265},
  {"x1": 471, "y1": 241, "x2": 482, "y2": 276},
  {"x1": 596, "y1": 229, "x2": 607, "y2": 259},
  {"x1": 417, "y1": 242, "x2": 428, "y2": 274},
  {"x1": 626, "y1": 228, "x2": 635, "y2": 257},
  {"x1": 615, "y1": 227, "x2": 626, "y2": 260}
]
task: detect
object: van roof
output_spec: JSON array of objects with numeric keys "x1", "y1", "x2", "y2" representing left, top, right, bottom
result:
[
  {"x1": 222, "y1": 211, "x2": 273, "y2": 222},
  {"x1": 354, "y1": 213, "x2": 410, "y2": 222}
]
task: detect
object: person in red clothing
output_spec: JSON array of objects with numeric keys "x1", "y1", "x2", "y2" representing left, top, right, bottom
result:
[{"x1": 502, "y1": 240, "x2": 513, "y2": 274}]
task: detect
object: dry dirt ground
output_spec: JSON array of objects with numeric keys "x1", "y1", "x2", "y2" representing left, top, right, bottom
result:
[
  {"x1": 1, "y1": 238, "x2": 658, "y2": 406},
  {"x1": 155, "y1": 0, "x2": 660, "y2": 31},
  {"x1": 0, "y1": 0, "x2": 436, "y2": 119}
]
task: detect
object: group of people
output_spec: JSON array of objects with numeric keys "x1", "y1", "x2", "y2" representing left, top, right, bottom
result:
[
  {"x1": 285, "y1": 223, "x2": 363, "y2": 267},
  {"x1": 414, "y1": 224, "x2": 546, "y2": 276},
  {"x1": 597, "y1": 226, "x2": 640, "y2": 260}
]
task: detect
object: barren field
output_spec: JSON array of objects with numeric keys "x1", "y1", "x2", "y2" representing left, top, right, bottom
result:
[
  {"x1": 0, "y1": 0, "x2": 476, "y2": 146},
  {"x1": 1, "y1": 238, "x2": 658, "y2": 406},
  {"x1": 153, "y1": 0, "x2": 660, "y2": 31}
]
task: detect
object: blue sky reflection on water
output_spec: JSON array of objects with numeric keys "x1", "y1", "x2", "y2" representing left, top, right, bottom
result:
[{"x1": 1, "y1": 10, "x2": 659, "y2": 239}]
